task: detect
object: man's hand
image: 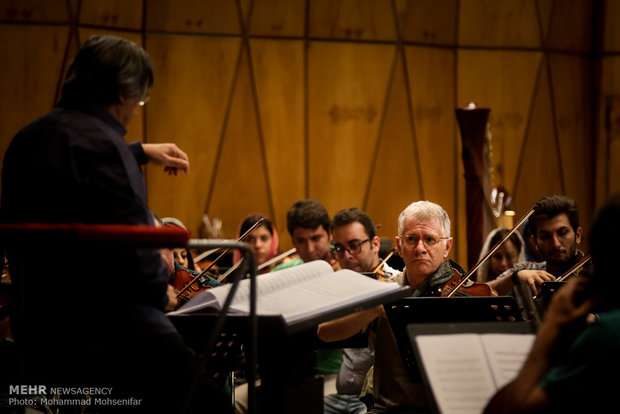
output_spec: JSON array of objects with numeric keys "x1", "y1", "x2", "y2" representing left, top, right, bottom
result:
[
  {"x1": 515, "y1": 269, "x2": 556, "y2": 295},
  {"x1": 142, "y1": 143, "x2": 189, "y2": 175}
]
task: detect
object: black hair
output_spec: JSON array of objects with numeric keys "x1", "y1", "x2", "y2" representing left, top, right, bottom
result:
[
  {"x1": 529, "y1": 195, "x2": 580, "y2": 236},
  {"x1": 332, "y1": 208, "x2": 376, "y2": 239},
  {"x1": 61, "y1": 34, "x2": 153, "y2": 106},
  {"x1": 286, "y1": 199, "x2": 331, "y2": 236},
  {"x1": 240, "y1": 215, "x2": 273, "y2": 236}
]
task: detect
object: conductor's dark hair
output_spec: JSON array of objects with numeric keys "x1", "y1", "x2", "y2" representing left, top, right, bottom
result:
[
  {"x1": 286, "y1": 199, "x2": 331, "y2": 236},
  {"x1": 332, "y1": 208, "x2": 376, "y2": 239},
  {"x1": 529, "y1": 195, "x2": 580, "y2": 236},
  {"x1": 61, "y1": 34, "x2": 153, "y2": 106}
]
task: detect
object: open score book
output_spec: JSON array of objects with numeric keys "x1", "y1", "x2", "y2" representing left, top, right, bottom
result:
[
  {"x1": 414, "y1": 333, "x2": 535, "y2": 414},
  {"x1": 167, "y1": 260, "x2": 407, "y2": 326}
]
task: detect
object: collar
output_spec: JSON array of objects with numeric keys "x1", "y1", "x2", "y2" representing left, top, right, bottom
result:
[{"x1": 56, "y1": 99, "x2": 127, "y2": 137}]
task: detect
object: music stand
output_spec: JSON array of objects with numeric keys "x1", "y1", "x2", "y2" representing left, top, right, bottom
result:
[{"x1": 384, "y1": 296, "x2": 527, "y2": 383}]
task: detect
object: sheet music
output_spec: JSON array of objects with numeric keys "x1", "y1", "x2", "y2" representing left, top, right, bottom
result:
[
  {"x1": 231, "y1": 267, "x2": 402, "y2": 324},
  {"x1": 415, "y1": 334, "x2": 498, "y2": 414},
  {"x1": 169, "y1": 259, "x2": 402, "y2": 324},
  {"x1": 481, "y1": 334, "x2": 534, "y2": 389}
]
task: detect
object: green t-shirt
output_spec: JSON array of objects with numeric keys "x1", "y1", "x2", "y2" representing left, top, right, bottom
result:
[{"x1": 539, "y1": 308, "x2": 620, "y2": 412}]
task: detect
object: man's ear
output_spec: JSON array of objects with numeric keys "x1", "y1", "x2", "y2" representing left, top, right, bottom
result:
[
  {"x1": 371, "y1": 235, "x2": 381, "y2": 253},
  {"x1": 575, "y1": 226, "x2": 582, "y2": 244},
  {"x1": 395, "y1": 236, "x2": 402, "y2": 257},
  {"x1": 443, "y1": 237, "x2": 453, "y2": 258}
]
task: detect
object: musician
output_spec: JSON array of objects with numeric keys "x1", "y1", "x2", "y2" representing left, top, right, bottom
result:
[
  {"x1": 476, "y1": 228, "x2": 525, "y2": 283},
  {"x1": 161, "y1": 216, "x2": 202, "y2": 272},
  {"x1": 1, "y1": 35, "x2": 231, "y2": 412},
  {"x1": 233, "y1": 214, "x2": 281, "y2": 274},
  {"x1": 272, "y1": 198, "x2": 338, "y2": 271},
  {"x1": 323, "y1": 208, "x2": 399, "y2": 414},
  {"x1": 484, "y1": 193, "x2": 620, "y2": 413},
  {"x1": 318, "y1": 200, "x2": 468, "y2": 413},
  {"x1": 488, "y1": 195, "x2": 584, "y2": 296}
]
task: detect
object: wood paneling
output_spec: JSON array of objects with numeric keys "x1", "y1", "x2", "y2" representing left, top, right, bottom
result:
[
  {"x1": 145, "y1": 0, "x2": 240, "y2": 34},
  {"x1": 0, "y1": 0, "x2": 69, "y2": 22},
  {"x1": 399, "y1": 0, "x2": 457, "y2": 45},
  {"x1": 458, "y1": 0, "x2": 541, "y2": 48},
  {"x1": 0, "y1": 0, "x2": 613, "y2": 264},
  {"x1": 308, "y1": 0, "x2": 397, "y2": 41},
  {"x1": 145, "y1": 34, "x2": 242, "y2": 234},
  {"x1": 307, "y1": 41, "x2": 396, "y2": 214},
  {"x1": 249, "y1": 0, "x2": 305, "y2": 37},
  {"x1": 250, "y1": 39, "x2": 305, "y2": 241},
  {"x1": 0, "y1": 25, "x2": 69, "y2": 173}
]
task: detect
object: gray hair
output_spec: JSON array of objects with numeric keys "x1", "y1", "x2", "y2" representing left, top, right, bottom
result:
[
  {"x1": 398, "y1": 200, "x2": 451, "y2": 237},
  {"x1": 62, "y1": 34, "x2": 153, "y2": 106}
]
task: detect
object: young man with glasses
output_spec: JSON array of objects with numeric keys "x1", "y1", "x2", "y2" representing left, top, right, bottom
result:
[
  {"x1": 319, "y1": 201, "x2": 467, "y2": 413},
  {"x1": 487, "y1": 195, "x2": 583, "y2": 297},
  {"x1": 323, "y1": 208, "x2": 399, "y2": 414}
]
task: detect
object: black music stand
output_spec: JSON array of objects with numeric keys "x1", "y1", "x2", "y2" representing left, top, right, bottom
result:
[
  {"x1": 384, "y1": 296, "x2": 528, "y2": 383},
  {"x1": 171, "y1": 275, "x2": 411, "y2": 414}
]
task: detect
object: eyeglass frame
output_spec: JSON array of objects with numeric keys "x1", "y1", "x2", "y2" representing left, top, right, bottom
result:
[
  {"x1": 332, "y1": 238, "x2": 371, "y2": 256},
  {"x1": 138, "y1": 95, "x2": 151, "y2": 107},
  {"x1": 397, "y1": 233, "x2": 450, "y2": 248}
]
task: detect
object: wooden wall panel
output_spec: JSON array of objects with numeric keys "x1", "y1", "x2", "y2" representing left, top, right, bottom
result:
[
  {"x1": 145, "y1": 0, "x2": 240, "y2": 34},
  {"x1": 208, "y1": 50, "x2": 273, "y2": 240},
  {"x1": 405, "y1": 46, "x2": 460, "y2": 258},
  {"x1": 249, "y1": 0, "x2": 305, "y2": 37},
  {"x1": 457, "y1": 50, "x2": 542, "y2": 195},
  {"x1": 598, "y1": 56, "x2": 620, "y2": 204},
  {"x1": 145, "y1": 35, "x2": 241, "y2": 235},
  {"x1": 366, "y1": 53, "x2": 422, "y2": 245},
  {"x1": 307, "y1": 41, "x2": 396, "y2": 214},
  {"x1": 513, "y1": 61, "x2": 563, "y2": 212},
  {"x1": 308, "y1": 0, "x2": 397, "y2": 41},
  {"x1": 250, "y1": 39, "x2": 305, "y2": 243},
  {"x1": 0, "y1": 25, "x2": 69, "y2": 174},
  {"x1": 0, "y1": 0, "x2": 69, "y2": 22},
  {"x1": 399, "y1": 0, "x2": 456, "y2": 45},
  {"x1": 458, "y1": 0, "x2": 541, "y2": 47},
  {"x1": 80, "y1": 0, "x2": 143, "y2": 30},
  {"x1": 546, "y1": 0, "x2": 592, "y2": 52},
  {"x1": 0, "y1": 0, "x2": 611, "y2": 267},
  {"x1": 548, "y1": 53, "x2": 593, "y2": 223},
  {"x1": 602, "y1": 0, "x2": 620, "y2": 53}
]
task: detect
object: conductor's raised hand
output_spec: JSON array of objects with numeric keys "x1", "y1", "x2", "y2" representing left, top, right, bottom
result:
[{"x1": 142, "y1": 143, "x2": 190, "y2": 175}]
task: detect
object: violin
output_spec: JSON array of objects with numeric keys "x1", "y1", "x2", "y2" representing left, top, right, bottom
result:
[
  {"x1": 175, "y1": 217, "x2": 266, "y2": 298},
  {"x1": 439, "y1": 204, "x2": 538, "y2": 297},
  {"x1": 172, "y1": 265, "x2": 220, "y2": 305}
]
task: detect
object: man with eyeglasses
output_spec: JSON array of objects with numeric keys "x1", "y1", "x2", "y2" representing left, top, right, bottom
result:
[
  {"x1": 319, "y1": 200, "x2": 467, "y2": 413},
  {"x1": 322, "y1": 208, "x2": 399, "y2": 414},
  {"x1": 487, "y1": 195, "x2": 583, "y2": 297}
]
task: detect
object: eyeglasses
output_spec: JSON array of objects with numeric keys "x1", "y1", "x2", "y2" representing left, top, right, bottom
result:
[
  {"x1": 398, "y1": 234, "x2": 448, "y2": 248},
  {"x1": 332, "y1": 238, "x2": 370, "y2": 256},
  {"x1": 138, "y1": 95, "x2": 151, "y2": 107}
]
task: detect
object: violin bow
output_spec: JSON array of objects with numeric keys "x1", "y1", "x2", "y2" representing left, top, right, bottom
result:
[
  {"x1": 372, "y1": 248, "x2": 396, "y2": 274},
  {"x1": 446, "y1": 204, "x2": 538, "y2": 297},
  {"x1": 556, "y1": 254, "x2": 592, "y2": 282},
  {"x1": 176, "y1": 217, "x2": 266, "y2": 298},
  {"x1": 216, "y1": 247, "x2": 298, "y2": 284}
]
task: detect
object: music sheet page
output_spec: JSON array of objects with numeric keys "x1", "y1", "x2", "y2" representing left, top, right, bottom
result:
[
  {"x1": 480, "y1": 333, "x2": 535, "y2": 390},
  {"x1": 415, "y1": 334, "x2": 498, "y2": 414}
]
